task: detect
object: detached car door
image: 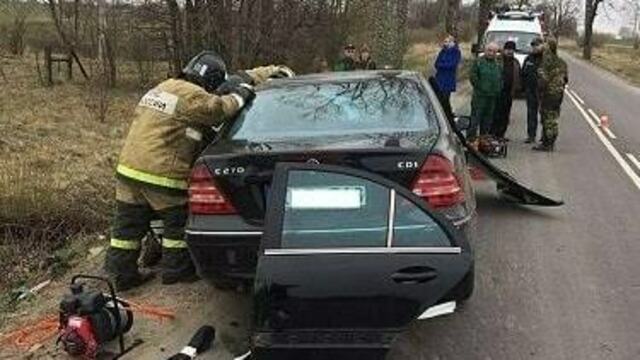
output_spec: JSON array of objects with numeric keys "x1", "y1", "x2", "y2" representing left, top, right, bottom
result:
[{"x1": 252, "y1": 163, "x2": 472, "y2": 354}]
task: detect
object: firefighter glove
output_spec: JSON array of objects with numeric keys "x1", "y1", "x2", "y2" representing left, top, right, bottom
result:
[
  {"x1": 230, "y1": 83, "x2": 255, "y2": 109},
  {"x1": 270, "y1": 66, "x2": 295, "y2": 79}
]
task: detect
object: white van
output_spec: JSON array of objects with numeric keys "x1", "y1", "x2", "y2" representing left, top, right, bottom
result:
[{"x1": 474, "y1": 11, "x2": 544, "y2": 66}]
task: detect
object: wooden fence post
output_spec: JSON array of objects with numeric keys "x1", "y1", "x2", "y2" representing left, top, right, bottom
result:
[
  {"x1": 44, "y1": 46, "x2": 53, "y2": 86},
  {"x1": 67, "y1": 51, "x2": 73, "y2": 80}
]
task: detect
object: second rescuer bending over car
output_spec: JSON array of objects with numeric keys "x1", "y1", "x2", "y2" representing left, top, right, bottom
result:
[{"x1": 105, "y1": 51, "x2": 294, "y2": 291}]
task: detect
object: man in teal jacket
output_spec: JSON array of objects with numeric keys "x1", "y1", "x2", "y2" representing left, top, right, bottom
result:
[{"x1": 468, "y1": 42, "x2": 502, "y2": 139}]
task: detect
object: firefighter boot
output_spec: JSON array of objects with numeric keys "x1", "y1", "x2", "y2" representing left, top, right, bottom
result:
[
  {"x1": 105, "y1": 247, "x2": 156, "y2": 291},
  {"x1": 161, "y1": 248, "x2": 199, "y2": 285}
]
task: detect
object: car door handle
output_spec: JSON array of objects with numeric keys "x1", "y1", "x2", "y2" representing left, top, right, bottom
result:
[{"x1": 391, "y1": 268, "x2": 437, "y2": 284}]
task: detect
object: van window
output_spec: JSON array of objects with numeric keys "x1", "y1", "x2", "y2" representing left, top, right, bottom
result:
[{"x1": 484, "y1": 31, "x2": 539, "y2": 53}]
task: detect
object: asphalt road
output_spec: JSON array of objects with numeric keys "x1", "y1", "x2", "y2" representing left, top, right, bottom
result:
[{"x1": 388, "y1": 54, "x2": 640, "y2": 360}]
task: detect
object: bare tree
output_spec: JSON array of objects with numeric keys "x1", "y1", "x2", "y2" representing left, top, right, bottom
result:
[
  {"x1": 477, "y1": 0, "x2": 495, "y2": 44},
  {"x1": 445, "y1": 0, "x2": 461, "y2": 37},
  {"x1": 548, "y1": 0, "x2": 580, "y2": 37},
  {"x1": 97, "y1": 0, "x2": 116, "y2": 87},
  {"x1": 583, "y1": 0, "x2": 606, "y2": 59},
  {"x1": 8, "y1": 12, "x2": 27, "y2": 56},
  {"x1": 165, "y1": 0, "x2": 184, "y2": 76},
  {"x1": 628, "y1": 0, "x2": 640, "y2": 49},
  {"x1": 396, "y1": 0, "x2": 410, "y2": 64}
]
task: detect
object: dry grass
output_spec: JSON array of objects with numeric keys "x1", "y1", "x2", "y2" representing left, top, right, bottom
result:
[
  {"x1": 561, "y1": 40, "x2": 640, "y2": 86},
  {"x1": 0, "y1": 54, "x2": 163, "y2": 297}
]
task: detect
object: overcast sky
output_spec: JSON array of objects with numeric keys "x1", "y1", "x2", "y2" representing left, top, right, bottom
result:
[
  {"x1": 560, "y1": 0, "x2": 635, "y2": 34},
  {"x1": 590, "y1": 1, "x2": 635, "y2": 34}
]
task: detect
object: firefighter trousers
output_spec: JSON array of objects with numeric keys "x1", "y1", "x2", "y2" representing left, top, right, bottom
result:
[{"x1": 105, "y1": 179, "x2": 194, "y2": 280}]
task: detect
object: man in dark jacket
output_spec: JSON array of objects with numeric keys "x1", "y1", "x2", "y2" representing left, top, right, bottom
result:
[
  {"x1": 468, "y1": 42, "x2": 502, "y2": 139},
  {"x1": 357, "y1": 44, "x2": 377, "y2": 70},
  {"x1": 521, "y1": 37, "x2": 544, "y2": 143},
  {"x1": 334, "y1": 44, "x2": 358, "y2": 71},
  {"x1": 434, "y1": 34, "x2": 462, "y2": 118},
  {"x1": 491, "y1": 41, "x2": 521, "y2": 139}
]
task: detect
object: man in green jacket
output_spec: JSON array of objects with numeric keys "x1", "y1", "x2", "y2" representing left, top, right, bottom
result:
[
  {"x1": 105, "y1": 51, "x2": 294, "y2": 291},
  {"x1": 468, "y1": 42, "x2": 503, "y2": 139}
]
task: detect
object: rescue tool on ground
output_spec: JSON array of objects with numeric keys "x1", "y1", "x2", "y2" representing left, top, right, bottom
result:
[
  {"x1": 57, "y1": 275, "x2": 142, "y2": 359},
  {"x1": 167, "y1": 325, "x2": 216, "y2": 360}
]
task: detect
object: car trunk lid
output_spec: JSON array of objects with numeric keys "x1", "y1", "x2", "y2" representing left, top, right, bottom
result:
[{"x1": 200, "y1": 136, "x2": 435, "y2": 224}]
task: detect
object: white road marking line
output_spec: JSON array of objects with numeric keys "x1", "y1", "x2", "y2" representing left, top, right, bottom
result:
[
  {"x1": 587, "y1": 108, "x2": 601, "y2": 125},
  {"x1": 586, "y1": 108, "x2": 617, "y2": 139},
  {"x1": 565, "y1": 90, "x2": 640, "y2": 191},
  {"x1": 570, "y1": 89, "x2": 585, "y2": 105},
  {"x1": 627, "y1": 153, "x2": 640, "y2": 172},
  {"x1": 603, "y1": 127, "x2": 618, "y2": 139}
]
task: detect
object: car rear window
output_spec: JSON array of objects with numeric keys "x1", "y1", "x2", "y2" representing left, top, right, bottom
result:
[{"x1": 227, "y1": 77, "x2": 437, "y2": 142}]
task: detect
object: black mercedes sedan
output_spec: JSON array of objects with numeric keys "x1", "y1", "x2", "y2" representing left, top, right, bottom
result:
[
  {"x1": 183, "y1": 70, "x2": 563, "y2": 356},
  {"x1": 186, "y1": 70, "x2": 476, "y2": 291}
]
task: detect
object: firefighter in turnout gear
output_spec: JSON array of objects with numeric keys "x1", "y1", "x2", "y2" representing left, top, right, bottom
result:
[
  {"x1": 533, "y1": 38, "x2": 568, "y2": 152},
  {"x1": 105, "y1": 51, "x2": 294, "y2": 291}
]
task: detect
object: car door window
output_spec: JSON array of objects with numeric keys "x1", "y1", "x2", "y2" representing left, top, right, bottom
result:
[
  {"x1": 281, "y1": 170, "x2": 390, "y2": 249},
  {"x1": 392, "y1": 195, "x2": 451, "y2": 247}
]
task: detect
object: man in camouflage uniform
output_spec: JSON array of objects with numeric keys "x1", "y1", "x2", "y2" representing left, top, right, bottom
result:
[
  {"x1": 105, "y1": 51, "x2": 294, "y2": 291},
  {"x1": 534, "y1": 38, "x2": 568, "y2": 152}
]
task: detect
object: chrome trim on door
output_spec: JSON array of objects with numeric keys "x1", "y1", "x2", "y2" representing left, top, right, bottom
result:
[
  {"x1": 264, "y1": 247, "x2": 462, "y2": 256},
  {"x1": 185, "y1": 230, "x2": 263, "y2": 236},
  {"x1": 386, "y1": 189, "x2": 396, "y2": 248}
]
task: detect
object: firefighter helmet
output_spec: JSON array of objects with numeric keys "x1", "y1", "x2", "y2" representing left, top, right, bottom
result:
[{"x1": 180, "y1": 51, "x2": 228, "y2": 93}]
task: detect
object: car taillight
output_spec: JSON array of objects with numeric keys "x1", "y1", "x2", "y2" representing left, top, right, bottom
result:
[
  {"x1": 189, "y1": 164, "x2": 237, "y2": 215},
  {"x1": 411, "y1": 155, "x2": 465, "y2": 209}
]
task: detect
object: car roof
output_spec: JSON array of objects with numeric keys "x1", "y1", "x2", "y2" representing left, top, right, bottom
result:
[
  {"x1": 257, "y1": 70, "x2": 422, "y2": 90},
  {"x1": 486, "y1": 14, "x2": 542, "y2": 34}
]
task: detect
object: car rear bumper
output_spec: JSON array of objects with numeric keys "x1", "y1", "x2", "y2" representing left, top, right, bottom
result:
[
  {"x1": 251, "y1": 329, "x2": 397, "y2": 352},
  {"x1": 187, "y1": 230, "x2": 261, "y2": 281},
  {"x1": 186, "y1": 215, "x2": 262, "y2": 282}
]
